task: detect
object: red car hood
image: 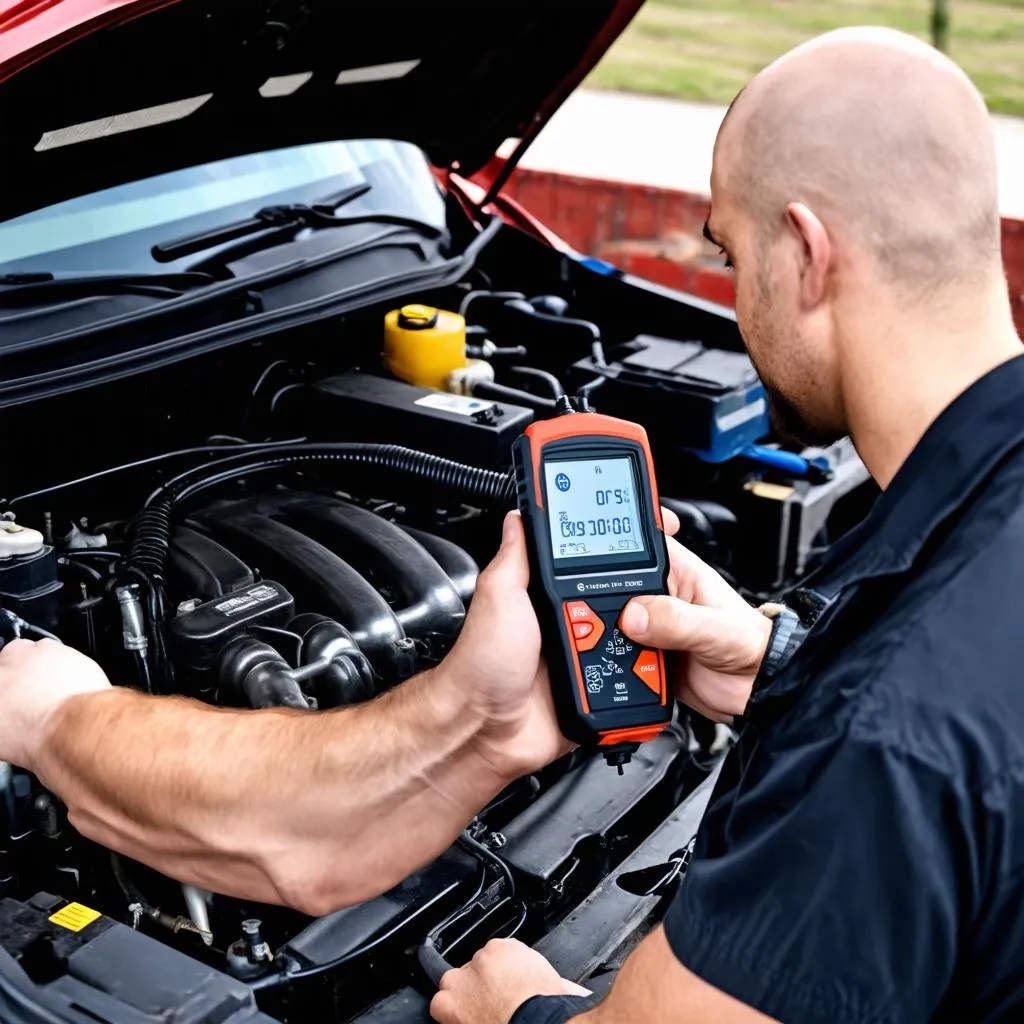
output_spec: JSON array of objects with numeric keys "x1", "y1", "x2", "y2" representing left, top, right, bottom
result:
[{"x1": 0, "y1": 0, "x2": 643, "y2": 224}]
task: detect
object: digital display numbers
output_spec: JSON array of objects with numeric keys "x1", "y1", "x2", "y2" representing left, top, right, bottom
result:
[{"x1": 543, "y1": 457, "x2": 647, "y2": 562}]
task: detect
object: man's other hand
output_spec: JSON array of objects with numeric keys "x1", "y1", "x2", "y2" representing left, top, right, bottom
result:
[
  {"x1": 0, "y1": 638, "x2": 112, "y2": 770},
  {"x1": 431, "y1": 938, "x2": 590, "y2": 1024},
  {"x1": 620, "y1": 535, "x2": 771, "y2": 723}
]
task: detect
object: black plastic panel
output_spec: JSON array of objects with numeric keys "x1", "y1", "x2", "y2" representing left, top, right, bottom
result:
[{"x1": 501, "y1": 729, "x2": 684, "y2": 883}]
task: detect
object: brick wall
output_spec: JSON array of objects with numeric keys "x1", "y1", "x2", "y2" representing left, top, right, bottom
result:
[
  {"x1": 497, "y1": 166, "x2": 1024, "y2": 336},
  {"x1": 1003, "y1": 217, "x2": 1024, "y2": 338}
]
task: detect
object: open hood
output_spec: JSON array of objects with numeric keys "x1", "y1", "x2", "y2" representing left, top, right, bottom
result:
[{"x1": 0, "y1": 0, "x2": 643, "y2": 224}]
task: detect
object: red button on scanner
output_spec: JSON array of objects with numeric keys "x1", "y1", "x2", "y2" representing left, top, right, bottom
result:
[
  {"x1": 564, "y1": 601, "x2": 604, "y2": 652},
  {"x1": 632, "y1": 649, "x2": 663, "y2": 696}
]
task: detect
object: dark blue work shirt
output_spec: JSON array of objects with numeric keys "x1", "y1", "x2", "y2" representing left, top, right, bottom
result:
[{"x1": 516, "y1": 354, "x2": 1024, "y2": 1023}]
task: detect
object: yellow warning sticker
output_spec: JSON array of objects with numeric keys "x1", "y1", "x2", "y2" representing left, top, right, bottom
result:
[
  {"x1": 745, "y1": 480, "x2": 795, "y2": 502},
  {"x1": 48, "y1": 902, "x2": 101, "y2": 933}
]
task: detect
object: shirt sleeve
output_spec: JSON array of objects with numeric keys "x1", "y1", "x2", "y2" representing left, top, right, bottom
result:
[
  {"x1": 509, "y1": 994, "x2": 598, "y2": 1024},
  {"x1": 662, "y1": 716, "x2": 969, "y2": 1023}
]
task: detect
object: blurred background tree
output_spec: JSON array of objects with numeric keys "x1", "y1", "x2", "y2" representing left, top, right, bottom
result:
[{"x1": 932, "y1": 0, "x2": 950, "y2": 51}]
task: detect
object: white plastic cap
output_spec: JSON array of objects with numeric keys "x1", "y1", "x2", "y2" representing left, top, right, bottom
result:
[{"x1": 0, "y1": 520, "x2": 45, "y2": 558}]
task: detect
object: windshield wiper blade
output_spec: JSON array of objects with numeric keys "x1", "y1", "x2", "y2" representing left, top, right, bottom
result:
[
  {"x1": 153, "y1": 182, "x2": 374, "y2": 263},
  {"x1": 311, "y1": 181, "x2": 374, "y2": 211},
  {"x1": 151, "y1": 182, "x2": 443, "y2": 264},
  {"x1": 0, "y1": 186, "x2": 378, "y2": 297},
  {"x1": 0, "y1": 270, "x2": 218, "y2": 305}
]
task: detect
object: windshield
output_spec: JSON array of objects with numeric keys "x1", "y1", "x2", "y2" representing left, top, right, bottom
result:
[{"x1": 0, "y1": 140, "x2": 446, "y2": 276}]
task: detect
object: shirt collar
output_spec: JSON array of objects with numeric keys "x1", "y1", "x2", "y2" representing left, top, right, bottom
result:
[{"x1": 805, "y1": 352, "x2": 1024, "y2": 592}]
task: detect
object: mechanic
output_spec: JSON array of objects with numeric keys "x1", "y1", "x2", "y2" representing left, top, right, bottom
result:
[
  {"x1": 0, "y1": 21, "x2": 1021, "y2": 1022},
  {"x1": 429, "y1": 26, "x2": 1024, "y2": 1024}
]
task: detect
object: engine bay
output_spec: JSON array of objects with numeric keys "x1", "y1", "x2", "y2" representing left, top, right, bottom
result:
[{"x1": 0, "y1": 223, "x2": 878, "y2": 1023}]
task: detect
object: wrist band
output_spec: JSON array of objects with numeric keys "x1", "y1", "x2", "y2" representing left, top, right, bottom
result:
[
  {"x1": 734, "y1": 603, "x2": 804, "y2": 728},
  {"x1": 510, "y1": 993, "x2": 600, "y2": 1024},
  {"x1": 738, "y1": 585, "x2": 838, "y2": 727}
]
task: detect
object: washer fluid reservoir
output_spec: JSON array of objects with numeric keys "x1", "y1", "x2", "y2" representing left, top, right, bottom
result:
[{"x1": 384, "y1": 304, "x2": 467, "y2": 390}]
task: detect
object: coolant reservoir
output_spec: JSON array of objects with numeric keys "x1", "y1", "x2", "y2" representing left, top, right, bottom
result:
[{"x1": 384, "y1": 304, "x2": 467, "y2": 390}]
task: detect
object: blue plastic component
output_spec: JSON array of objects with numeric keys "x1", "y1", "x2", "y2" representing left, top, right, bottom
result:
[
  {"x1": 577, "y1": 255, "x2": 621, "y2": 277},
  {"x1": 740, "y1": 445, "x2": 810, "y2": 476},
  {"x1": 738, "y1": 445, "x2": 832, "y2": 481},
  {"x1": 688, "y1": 385, "x2": 772, "y2": 463}
]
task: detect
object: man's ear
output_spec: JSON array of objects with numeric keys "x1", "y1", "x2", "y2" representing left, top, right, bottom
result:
[{"x1": 786, "y1": 202, "x2": 831, "y2": 308}]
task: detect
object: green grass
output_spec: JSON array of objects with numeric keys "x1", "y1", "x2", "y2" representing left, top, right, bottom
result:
[{"x1": 586, "y1": 1, "x2": 1024, "y2": 116}]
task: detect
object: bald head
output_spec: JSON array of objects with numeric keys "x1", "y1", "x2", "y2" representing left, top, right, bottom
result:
[{"x1": 716, "y1": 26, "x2": 1001, "y2": 296}]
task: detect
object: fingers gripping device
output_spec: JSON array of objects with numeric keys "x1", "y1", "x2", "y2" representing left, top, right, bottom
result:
[{"x1": 512, "y1": 409, "x2": 674, "y2": 771}]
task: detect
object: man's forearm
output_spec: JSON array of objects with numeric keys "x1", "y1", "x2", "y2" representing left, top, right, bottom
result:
[{"x1": 31, "y1": 669, "x2": 515, "y2": 915}]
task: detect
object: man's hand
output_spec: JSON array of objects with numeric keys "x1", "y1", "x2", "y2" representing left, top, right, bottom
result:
[
  {"x1": 437, "y1": 511, "x2": 567, "y2": 780},
  {"x1": 439, "y1": 508, "x2": 684, "y2": 779},
  {"x1": 432, "y1": 927, "x2": 775, "y2": 1024},
  {"x1": 620, "y1": 536, "x2": 772, "y2": 722},
  {"x1": 0, "y1": 638, "x2": 111, "y2": 770},
  {"x1": 431, "y1": 938, "x2": 590, "y2": 1024}
]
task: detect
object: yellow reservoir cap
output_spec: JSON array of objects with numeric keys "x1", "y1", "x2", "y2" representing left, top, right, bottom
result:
[{"x1": 384, "y1": 304, "x2": 467, "y2": 390}]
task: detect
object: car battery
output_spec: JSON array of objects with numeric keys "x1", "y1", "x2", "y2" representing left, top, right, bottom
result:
[
  {"x1": 570, "y1": 334, "x2": 770, "y2": 462},
  {"x1": 283, "y1": 372, "x2": 534, "y2": 469},
  {"x1": 0, "y1": 892, "x2": 278, "y2": 1023}
]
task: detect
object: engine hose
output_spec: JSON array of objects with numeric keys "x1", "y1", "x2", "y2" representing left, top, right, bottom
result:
[
  {"x1": 110, "y1": 853, "x2": 147, "y2": 907},
  {"x1": 576, "y1": 375, "x2": 606, "y2": 410},
  {"x1": 455, "y1": 833, "x2": 516, "y2": 898},
  {"x1": 471, "y1": 381, "x2": 558, "y2": 413},
  {"x1": 508, "y1": 366, "x2": 564, "y2": 399},
  {"x1": 137, "y1": 441, "x2": 511, "y2": 560},
  {"x1": 218, "y1": 638, "x2": 310, "y2": 711},
  {"x1": 146, "y1": 445, "x2": 515, "y2": 510},
  {"x1": 133, "y1": 651, "x2": 154, "y2": 695},
  {"x1": 172, "y1": 456, "x2": 509, "y2": 512},
  {"x1": 128, "y1": 500, "x2": 173, "y2": 578},
  {"x1": 498, "y1": 298, "x2": 608, "y2": 366},
  {"x1": 120, "y1": 565, "x2": 174, "y2": 693},
  {"x1": 290, "y1": 614, "x2": 377, "y2": 707}
]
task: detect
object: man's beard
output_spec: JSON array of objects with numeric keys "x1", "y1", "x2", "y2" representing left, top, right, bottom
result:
[
  {"x1": 761, "y1": 379, "x2": 841, "y2": 449},
  {"x1": 745, "y1": 335, "x2": 842, "y2": 449},
  {"x1": 742, "y1": 269, "x2": 843, "y2": 450}
]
